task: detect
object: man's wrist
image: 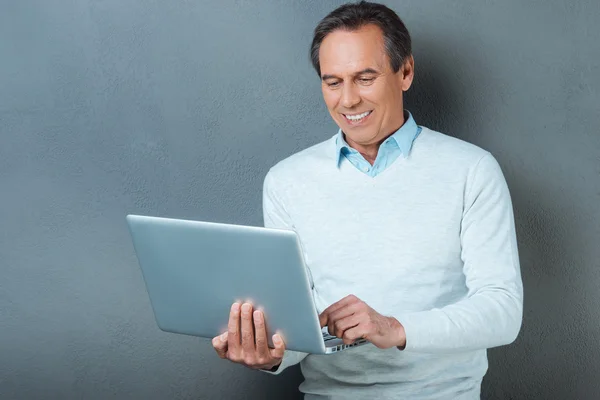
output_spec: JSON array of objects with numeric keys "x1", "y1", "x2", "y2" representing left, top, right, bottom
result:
[
  {"x1": 389, "y1": 317, "x2": 407, "y2": 350},
  {"x1": 269, "y1": 361, "x2": 281, "y2": 372},
  {"x1": 262, "y1": 360, "x2": 282, "y2": 372}
]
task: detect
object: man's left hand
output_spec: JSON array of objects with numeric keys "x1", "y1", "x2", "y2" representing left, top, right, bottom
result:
[{"x1": 319, "y1": 294, "x2": 406, "y2": 349}]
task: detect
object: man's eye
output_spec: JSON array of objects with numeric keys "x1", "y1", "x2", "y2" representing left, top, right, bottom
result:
[
  {"x1": 327, "y1": 81, "x2": 340, "y2": 88},
  {"x1": 358, "y1": 78, "x2": 374, "y2": 84}
]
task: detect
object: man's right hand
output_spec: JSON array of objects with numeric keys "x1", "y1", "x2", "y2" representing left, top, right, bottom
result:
[{"x1": 212, "y1": 302, "x2": 285, "y2": 371}]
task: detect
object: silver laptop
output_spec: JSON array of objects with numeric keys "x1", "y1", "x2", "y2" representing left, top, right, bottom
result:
[{"x1": 126, "y1": 214, "x2": 368, "y2": 354}]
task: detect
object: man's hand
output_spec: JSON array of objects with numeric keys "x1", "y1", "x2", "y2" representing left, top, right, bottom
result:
[
  {"x1": 319, "y1": 294, "x2": 406, "y2": 349},
  {"x1": 212, "y1": 302, "x2": 285, "y2": 371}
]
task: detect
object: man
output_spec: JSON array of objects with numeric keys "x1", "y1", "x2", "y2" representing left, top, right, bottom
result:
[{"x1": 212, "y1": 1, "x2": 523, "y2": 399}]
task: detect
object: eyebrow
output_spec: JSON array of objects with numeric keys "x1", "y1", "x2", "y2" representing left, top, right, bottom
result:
[{"x1": 321, "y1": 68, "x2": 380, "y2": 81}]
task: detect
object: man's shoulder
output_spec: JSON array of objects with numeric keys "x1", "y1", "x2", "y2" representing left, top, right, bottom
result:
[
  {"x1": 267, "y1": 135, "x2": 335, "y2": 181},
  {"x1": 418, "y1": 126, "x2": 491, "y2": 166}
]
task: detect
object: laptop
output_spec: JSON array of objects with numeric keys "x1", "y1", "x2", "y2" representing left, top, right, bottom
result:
[{"x1": 126, "y1": 214, "x2": 368, "y2": 354}]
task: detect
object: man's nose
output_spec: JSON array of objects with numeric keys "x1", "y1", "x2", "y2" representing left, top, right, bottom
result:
[{"x1": 341, "y1": 83, "x2": 361, "y2": 109}]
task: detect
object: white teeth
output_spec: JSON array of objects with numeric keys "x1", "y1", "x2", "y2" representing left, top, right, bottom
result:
[{"x1": 345, "y1": 111, "x2": 371, "y2": 121}]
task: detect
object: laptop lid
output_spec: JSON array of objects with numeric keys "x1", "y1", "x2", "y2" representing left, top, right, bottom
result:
[{"x1": 126, "y1": 214, "x2": 327, "y2": 354}]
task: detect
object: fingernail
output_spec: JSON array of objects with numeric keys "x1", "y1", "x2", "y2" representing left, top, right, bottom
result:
[
  {"x1": 273, "y1": 335, "x2": 281, "y2": 344},
  {"x1": 241, "y1": 303, "x2": 251, "y2": 313},
  {"x1": 253, "y1": 310, "x2": 262, "y2": 321},
  {"x1": 232, "y1": 303, "x2": 240, "y2": 312},
  {"x1": 220, "y1": 332, "x2": 227, "y2": 342}
]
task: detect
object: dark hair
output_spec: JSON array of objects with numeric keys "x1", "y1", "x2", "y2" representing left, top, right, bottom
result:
[{"x1": 310, "y1": 1, "x2": 412, "y2": 76}]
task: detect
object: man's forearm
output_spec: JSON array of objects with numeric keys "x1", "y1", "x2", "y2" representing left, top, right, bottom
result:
[{"x1": 398, "y1": 288, "x2": 522, "y2": 353}]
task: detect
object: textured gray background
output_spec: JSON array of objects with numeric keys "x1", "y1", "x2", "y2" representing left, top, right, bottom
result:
[{"x1": 1, "y1": 0, "x2": 599, "y2": 399}]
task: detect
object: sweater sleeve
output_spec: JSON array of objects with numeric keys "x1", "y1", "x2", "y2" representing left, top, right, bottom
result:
[
  {"x1": 399, "y1": 153, "x2": 523, "y2": 353},
  {"x1": 259, "y1": 169, "x2": 308, "y2": 374}
]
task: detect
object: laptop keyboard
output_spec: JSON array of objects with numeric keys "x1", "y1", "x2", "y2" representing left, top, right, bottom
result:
[
  {"x1": 329, "y1": 339, "x2": 367, "y2": 352},
  {"x1": 322, "y1": 331, "x2": 368, "y2": 352}
]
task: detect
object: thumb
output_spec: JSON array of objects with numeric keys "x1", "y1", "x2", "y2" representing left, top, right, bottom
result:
[
  {"x1": 212, "y1": 332, "x2": 228, "y2": 358},
  {"x1": 319, "y1": 312, "x2": 327, "y2": 328},
  {"x1": 269, "y1": 334, "x2": 285, "y2": 360}
]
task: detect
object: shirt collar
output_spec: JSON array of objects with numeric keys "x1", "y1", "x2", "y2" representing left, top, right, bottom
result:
[{"x1": 334, "y1": 110, "x2": 420, "y2": 167}]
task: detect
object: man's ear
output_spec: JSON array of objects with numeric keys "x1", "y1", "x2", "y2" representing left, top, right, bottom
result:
[{"x1": 401, "y1": 55, "x2": 415, "y2": 92}]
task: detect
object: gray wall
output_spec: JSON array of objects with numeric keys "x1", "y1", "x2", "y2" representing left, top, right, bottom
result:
[{"x1": 1, "y1": 0, "x2": 598, "y2": 399}]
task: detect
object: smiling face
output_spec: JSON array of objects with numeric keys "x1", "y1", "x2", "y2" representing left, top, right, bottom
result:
[{"x1": 319, "y1": 24, "x2": 414, "y2": 150}]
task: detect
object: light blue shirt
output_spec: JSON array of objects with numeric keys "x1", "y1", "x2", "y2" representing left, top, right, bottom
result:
[{"x1": 335, "y1": 111, "x2": 422, "y2": 177}]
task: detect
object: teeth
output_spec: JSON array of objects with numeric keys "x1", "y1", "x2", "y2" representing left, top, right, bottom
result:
[{"x1": 345, "y1": 111, "x2": 371, "y2": 121}]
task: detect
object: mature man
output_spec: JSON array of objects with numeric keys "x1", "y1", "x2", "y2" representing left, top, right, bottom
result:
[{"x1": 212, "y1": 1, "x2": 523, "y2": 398}]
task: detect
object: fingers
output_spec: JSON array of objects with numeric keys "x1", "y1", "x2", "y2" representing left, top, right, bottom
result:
[
  {"x1": 253, "y1": 310, "x2": 270, "y2": 360},
  {"x1": 220, "y1": 303, "x2": 284, "y2": 370},
  {"x1": 326, "y1": 294, "x2": 359, "y2": 314},
  {"x1": 256, "y1": 310, "x2": 285, "y2": 369},
  {"x1": 341, "y1": 325, "x2": 365, "y2": 344},
  {"x1": 269, "y1": 334, "x2": 285, "y2": 360},
  {"x1": 319, "y1": 294, "x2": 359, "y2": 327},
  {"x1": 327, "y1": 302, "x2": 360, "y2": 336},
  {"x1": 227, "y1": 303, "x2": 241, "y2": 355},
  {"x1": 240, "y1": 303, "x2": 255, "y2": 354},
  {"x1": 212, "y1": 332, "x2": 229, "y2": 358},
  {"x1": 331, "y1": 313, "x2": 362, "y2": 339}
]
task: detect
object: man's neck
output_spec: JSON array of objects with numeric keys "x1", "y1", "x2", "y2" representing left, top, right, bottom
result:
[{"x1": 344, "y1": 114, "x2": 407, "y2": 165}]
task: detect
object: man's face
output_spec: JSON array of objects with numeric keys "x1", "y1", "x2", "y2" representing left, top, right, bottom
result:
[{"x1": 319, "y1": 24, "x2": 414, "y2": 147}]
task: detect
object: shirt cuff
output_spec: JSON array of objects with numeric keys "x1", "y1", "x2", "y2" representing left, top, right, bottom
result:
[{"x1": 259, "y1": 350, "x2": 307, "y2": 375}]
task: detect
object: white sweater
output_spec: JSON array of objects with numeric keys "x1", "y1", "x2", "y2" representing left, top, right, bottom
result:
[{"x1": 262, "y1": 126, "x2": 523, "y2": 400}]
